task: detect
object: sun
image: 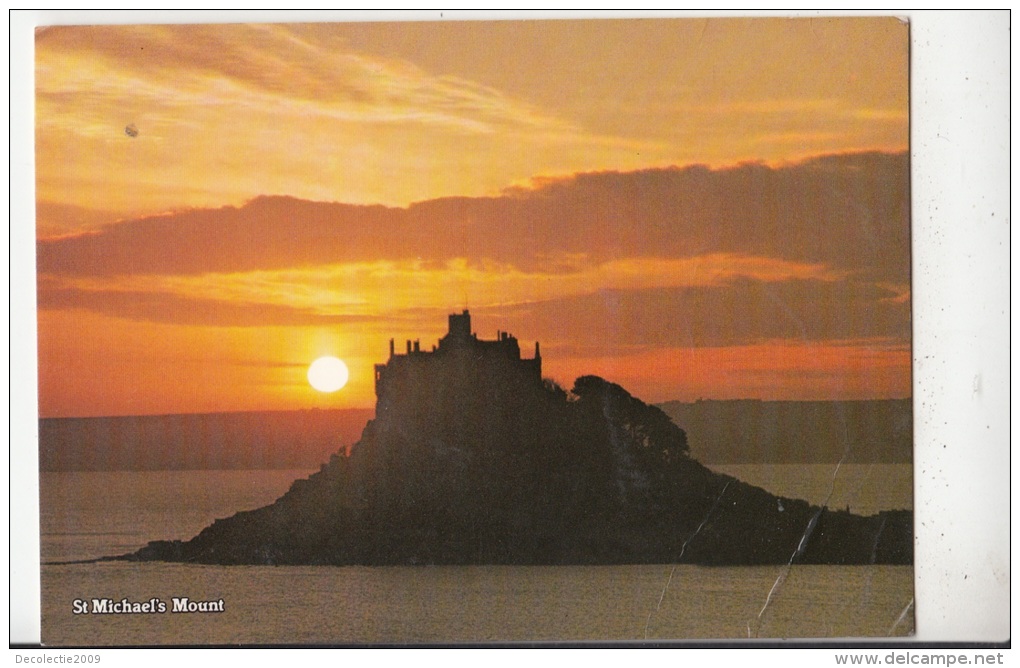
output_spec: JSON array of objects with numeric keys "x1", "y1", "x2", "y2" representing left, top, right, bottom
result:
[{"x1": 307, "y1": 356, "x2": 349, "y2": 393}]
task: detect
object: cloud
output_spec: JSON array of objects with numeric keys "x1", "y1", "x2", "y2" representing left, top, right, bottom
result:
[
  {"x1": 36, "y1": 285, "x2": 389, "y2": 328},
  {"x1": 38, "y1": 23, "x2": 667, "y2": 215},
  {"x1": 35, "y1": 24, "x2": 582, "y2": 139},
  {"x1": 37, "y1": 198, "x2": 407, "y2": 276},
  {"x1": 38, "y1": 272, "x2": 909, "y2": 356},
  {"x1": 474, "y1": 276, "x2": 910, "y2": 352},
  {"x1": 34, "y1": 21, "x2": 908, "y2": 216},
  {"x1": 36, "y1": 151, "x2": 911, "y2": 359},
  {"x1": 36, "y1": 201, "x2": 123, "y2": 238},
  {"x1": 38, "y1": 151, "x2": 910, "y2": 283},
  {"x1": 44, "y1": 252, "x2": 841, "y2": 316}
]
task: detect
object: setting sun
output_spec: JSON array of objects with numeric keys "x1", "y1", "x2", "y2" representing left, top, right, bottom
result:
[{"x1": 307, "y1": 356, "x2": 349, "y2": 393}]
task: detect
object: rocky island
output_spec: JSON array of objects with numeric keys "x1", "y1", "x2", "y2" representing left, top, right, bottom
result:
[{"x1": 125, "y1": 311, "x2": 912, "y2": 566}]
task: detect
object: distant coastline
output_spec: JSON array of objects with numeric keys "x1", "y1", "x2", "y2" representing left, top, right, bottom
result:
[
  {"x1": 658, "y1": 398, "x2": 912, "y2": 464},
  {"x1": 39, "y1": 398, "x2": 910, "y2": 471},
  {"x1": 37, "y1": 399, "x2": 909, "y2": 473},
  {"x1": 38, "y1": 409, "x2": 373, "y2": 471}
]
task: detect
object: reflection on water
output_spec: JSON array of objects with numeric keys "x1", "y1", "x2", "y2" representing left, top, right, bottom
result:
[
  {"x1": 42, "y1": 562, "x2": 913, "y2": 645},
  {"x1": 41, "y1": 470, "x2": 314, "y2": 563}
]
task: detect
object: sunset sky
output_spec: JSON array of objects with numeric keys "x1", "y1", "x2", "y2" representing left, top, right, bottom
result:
[{"x1": 35, "y1": 17, "x2": 911, "y2": 417}]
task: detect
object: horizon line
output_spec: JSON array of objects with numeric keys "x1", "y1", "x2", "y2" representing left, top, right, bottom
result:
[{"x1": 39, "y1": 395, "x2": 914, "y2": 421}]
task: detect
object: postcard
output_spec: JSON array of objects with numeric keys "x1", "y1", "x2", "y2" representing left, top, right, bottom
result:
[{"x1": 34, "y1": 16, "x2": 913, "y2": 646}]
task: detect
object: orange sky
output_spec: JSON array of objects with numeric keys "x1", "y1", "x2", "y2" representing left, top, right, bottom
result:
[{"x1": 35, "y1": 17, "x2": 911, "y2": 417}]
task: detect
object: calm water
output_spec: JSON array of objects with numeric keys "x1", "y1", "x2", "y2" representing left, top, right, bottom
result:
[
  {"x1": 707, "y1": 464, "x2": 913, "y2": 517},
  {"x1": 40, "y1": 467, "x2": 914, "y2": 645}
]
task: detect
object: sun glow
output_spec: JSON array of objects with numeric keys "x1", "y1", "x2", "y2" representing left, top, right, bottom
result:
[{"x1": 307, "y1": 356, "x2": 349, "y2": 393}]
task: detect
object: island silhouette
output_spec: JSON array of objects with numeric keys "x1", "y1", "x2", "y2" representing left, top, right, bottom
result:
[{"x1": 123, "y1": 311, "x2": 912, "y2": 566}]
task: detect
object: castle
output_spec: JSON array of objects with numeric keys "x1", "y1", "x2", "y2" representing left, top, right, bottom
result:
[
  {"x1": 375, "y1": 310, "x2": 541, "y2": 400},
  {"x1": 373, "y1": 310, "x2": 543, "y2": 429}
]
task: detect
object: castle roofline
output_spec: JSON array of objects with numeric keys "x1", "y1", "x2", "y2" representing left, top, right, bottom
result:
[{"x1": 374, "y1": 311, "x2": 542, "y2": 399}]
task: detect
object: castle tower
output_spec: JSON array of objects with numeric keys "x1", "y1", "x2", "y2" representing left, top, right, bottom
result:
[
  {"x1": 375, "y1": 311, "x2": 542, "y2": 405},
  {"x1": 447, "y1": 309, "x2": 472, "y2": 341}
]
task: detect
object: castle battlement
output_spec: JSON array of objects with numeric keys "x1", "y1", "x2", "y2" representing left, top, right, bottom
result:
[{"x1": 373, "y1": 310, "x2": 541, "y2": 405}]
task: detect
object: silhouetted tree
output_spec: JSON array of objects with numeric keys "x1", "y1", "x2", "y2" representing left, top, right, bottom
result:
[{"x1": 571, "y1": 375, "x2": 689, "y2": 464}]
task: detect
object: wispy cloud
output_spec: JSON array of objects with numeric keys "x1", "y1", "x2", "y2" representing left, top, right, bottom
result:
[
  {"x1": 40, "y1": 252, "x2": 849, "y2": 327},
  {"x1": 479, "y1": 277, "x2": 910, "y2": 351},
  {"x1": 36, "y1": 24, "x2": 587, "y2": 140},
  {"x1": 35, "y1": 20, "x2": 908, "y2": 218}
]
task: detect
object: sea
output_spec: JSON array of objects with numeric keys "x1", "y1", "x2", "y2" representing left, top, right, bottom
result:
[{"x1": 39, "y1": 465, "x2": 914, "y2": 646}]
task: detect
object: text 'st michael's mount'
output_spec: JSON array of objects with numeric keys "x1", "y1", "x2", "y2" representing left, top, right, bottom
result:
[{"x1": 72, "y1": 597, "x2": 225, "y2": 614}]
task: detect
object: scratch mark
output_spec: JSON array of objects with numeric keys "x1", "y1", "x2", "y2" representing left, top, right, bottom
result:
[
  {"x1": 841, "y1": 461, "x2": 874, "y2": 516},
  {"x1": 643, "y1": 480, "x2": 732, "y2": 639},
  {"x1": 888, "y1": 598, "x2": 915, "y2": 636},
  {"x1": 696, "y1": 19, "x2": 709, "y2": 47},
  {"x1": 751, "y1": 424, "x2": 853, "y2": 637},
  {"x1": 752, "y1": 560, "x2": 792, "y2": 637},
  {"x1": 819, "y1": 418, "x2": 853, "y2": 512},
  {"x1": 869, "y1": 514, "x2": 888, "y2": 564}
]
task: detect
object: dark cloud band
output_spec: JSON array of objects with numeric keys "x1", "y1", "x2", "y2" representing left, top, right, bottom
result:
[{"x1": 38, "y1": 151, "x2": 909, "y2": 283}]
